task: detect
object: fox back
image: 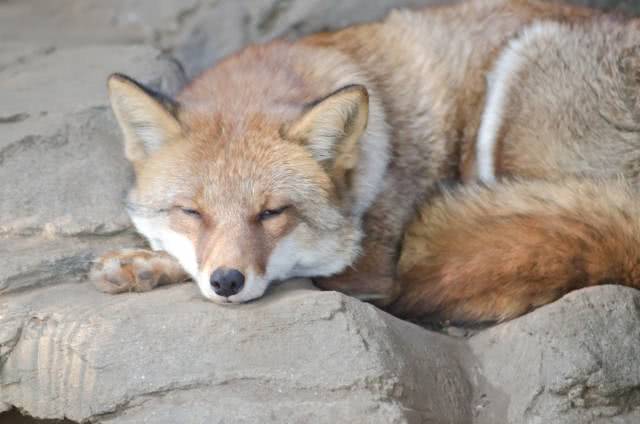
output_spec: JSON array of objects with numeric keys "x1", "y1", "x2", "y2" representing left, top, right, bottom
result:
[{"x1": 473, "y1": 18, "x2": 640, "y2": 183}]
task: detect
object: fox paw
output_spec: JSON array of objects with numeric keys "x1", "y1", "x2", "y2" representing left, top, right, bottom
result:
[{"x1": 90, "y1": 249, "x2": 189, "y2": 294}]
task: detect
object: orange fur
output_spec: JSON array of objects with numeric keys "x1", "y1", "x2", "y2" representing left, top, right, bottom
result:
[
  {"x1": 91, "y1": 249, "x2": 189, "y2": 293},
  {"x1": 394, "y1": 179, "x2": 640, "y2": 322}
]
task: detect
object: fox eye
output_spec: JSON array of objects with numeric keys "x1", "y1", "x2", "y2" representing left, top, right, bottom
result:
[
  {"x1": 180, "y1": 207, "x2": 201, "y2": 218},
  {"x1": 258, "y1": 206, "x2": 289, "y2": 221}
]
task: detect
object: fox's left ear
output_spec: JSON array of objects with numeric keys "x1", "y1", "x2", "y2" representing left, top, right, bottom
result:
[
  {"x1": 107, "y1": 73, "x2": 182, "y2": 163},
  {"x1": 283, "y1": 85, "x2": 369, "y2": 190}
]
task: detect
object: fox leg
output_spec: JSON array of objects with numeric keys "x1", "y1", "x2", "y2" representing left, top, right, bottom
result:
[
  {"x1": 314, "y1": 271, "x2": 399, "y2": 304},
  {"x1": 90, "y1": 249, "x2": 189, "y2": 294},
  {"x1": 313, "y1": 242, "x2": 403, "y2": 305},
  {"x1": 390, "y1": 179, "x2": 640, "y2": 323}
]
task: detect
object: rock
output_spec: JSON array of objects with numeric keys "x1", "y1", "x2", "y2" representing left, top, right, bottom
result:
[
  {"x1": 0, "y1": 232, "x2": 145, "y2": 295},
  {"x1": 3, "y1": 283, "x2": 639, "y2": 423},
  {"x1": 470, "y1": 286, "x2": 640, "y2": 424},
  {"x1": 2, "y1": 1, "x2": 638, "y2": 79},
  {"x1": 0, "y1": 280, "x2": 472, "y2": 424},
  {"x1": 0, "y1": 1, "x2": 201, "y2": 46},
  {"x1": 0, "y1": 0, "x2": 452, "y2": 78},
  {"x1": 0, "y1": 44, "x2": 185, "y2": 239},
  {"x1": 0, "y1": 42, "x2": 185, "y2": 294}
]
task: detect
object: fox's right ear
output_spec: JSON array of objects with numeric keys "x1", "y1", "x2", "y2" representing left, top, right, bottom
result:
[
  {"x1": 282, "y1": 85, "x2": 369, "y2": 194},
  {"x1": 107, "y1": 73, "x2": 182, "y2": 163}
]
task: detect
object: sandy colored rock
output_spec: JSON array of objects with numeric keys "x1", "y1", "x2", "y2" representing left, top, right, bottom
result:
[
  {"x1": 0, "y1": 280, "x2": 472, "y2": 424},
  {"x1": 0, "y1": 232, "x2": 145, "y2": 295},
  {"x1": 0, "y1": 44, "x2": 185, "y2": 239},
  {"x1": 2, "y1": 283, "x2": 639, "y2": 423},
  {"x1": 0, "y1": 42, "x2": 185, "y2": 295},
  {"x1": 0, "y1": 0, "x2": 451, "y2": 77},
  {"x1": 470, "y1": 286, "x2": 640, "y2": 424},
  {"x1": 1, "y1": 1, "x2": 638, "y2": 78}
]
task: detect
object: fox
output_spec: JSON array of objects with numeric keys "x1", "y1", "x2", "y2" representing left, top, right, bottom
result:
[{"x1": 90, "y1": 0, "x2": 640, "y2": 323}]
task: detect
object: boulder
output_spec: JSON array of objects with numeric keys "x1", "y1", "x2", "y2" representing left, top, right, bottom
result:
[
  {"x1": 470, "y1": 286, "x2": 640, "y2": 424},
  {"x1": 0, "y1": 280, "x2": 472, "y2": 424},
  {"x1": 3, "y1": 282, "x2": 639, "y2": 423},
  {"x1": 0, "y1": 43, "x2": 185, "y2": 238},
  {"x1": 0, "y1": 44, "x2": 185, "y2": 293},
  {"x1": 0, "y1": 0, "x2": 451, "y2": 77},
  {"x1": 0, "y1": 233, "x2": 144, "y2": 295}
]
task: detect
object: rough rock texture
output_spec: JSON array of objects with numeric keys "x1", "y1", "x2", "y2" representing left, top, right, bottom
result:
[
  {"x1": 0, "y1": 44, "x2": 184, "y2": 238},
  {"x1": 1, "y1": 0, "x2": 640, "y2": 423},
  {"x1": 471, "y1": 287, "x2": 640, "y2": 424},
  {"x1": 2, "y1": 0, "x2": 638, "y2": 77},
  {"x1": 0, "y1": 43, "x2": 184, "y2": 294},
  {"x1": 0, "y1": 280, "x2": 472, "y2": 423},
  {"x1": 2, "y1": 283, "x2": 639, "y2": 423},
  {"x1": 1, "y1": 233, "x2": 145, "y2": 295},
  {"x1": 0, "y1": 0, "x2": 452, "y2": 78}
]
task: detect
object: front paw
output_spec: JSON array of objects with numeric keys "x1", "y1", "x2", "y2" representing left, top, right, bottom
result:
[{"x1": 90, "y1": 249, "x2": 188, "y2": 294}]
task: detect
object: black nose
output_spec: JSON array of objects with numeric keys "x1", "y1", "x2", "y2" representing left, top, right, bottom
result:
[{"x1": 210, "y1": 267, "x2": 245, "y2": 297}]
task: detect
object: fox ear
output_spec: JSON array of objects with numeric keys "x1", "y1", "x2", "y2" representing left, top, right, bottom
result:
[
  {"x1": 283, "y1": 85, "x2": 369, "y2": 189},
  {"x1": 107, "y1": 73, "x2": 182, "y2": 163}
]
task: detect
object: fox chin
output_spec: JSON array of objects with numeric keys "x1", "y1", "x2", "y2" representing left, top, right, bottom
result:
[{"x1": 92, "y1": 0, "x2": 640, "y2": 323}]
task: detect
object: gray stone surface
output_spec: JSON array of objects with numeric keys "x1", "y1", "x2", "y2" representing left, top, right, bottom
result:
[
  {"x1": 2, "y1": 282, "x2": 639, "y2": 423},
  {"x1": 0, "y1": 44, "x2": 185, "y2": 238},
  {"x1": 0, "y1": 280, "x2": 472, "y2": 424},
  {"x1": 0, "y1": 42, "x2": 184, "y2": 295},
  {"x1": 470, "y1": 286, "x2": 640, "y2": 424},
  {"x1": 1, "y1": 0, "x2": 640, "y2": 423},
  {"x1": 0, "y1": 0, "x2": 450, "y2": 77},
  {"x1": 0, "y1": 232, "x2": 144, "y2": 295},
  {"x1": 2, "y1": 1, "x2": 638, "y2": 77}
]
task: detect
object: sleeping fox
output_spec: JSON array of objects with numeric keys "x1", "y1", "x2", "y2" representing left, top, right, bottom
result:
[{"x1": 91, "y1": 0, "x2": 640, "y2": 323}]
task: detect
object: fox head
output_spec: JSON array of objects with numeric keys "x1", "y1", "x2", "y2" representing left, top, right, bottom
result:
[{"x1": 107, "y1": 65, "x2": 389, "y2": 303}]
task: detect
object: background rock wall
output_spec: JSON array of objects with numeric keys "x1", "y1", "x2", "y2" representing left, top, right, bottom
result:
[
  {"x1": 1, "y1": 1, "x2": 640, "y2": 423},
  {"x1": 2, "y1": 0, "x2": 639, "y2": 78}
]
